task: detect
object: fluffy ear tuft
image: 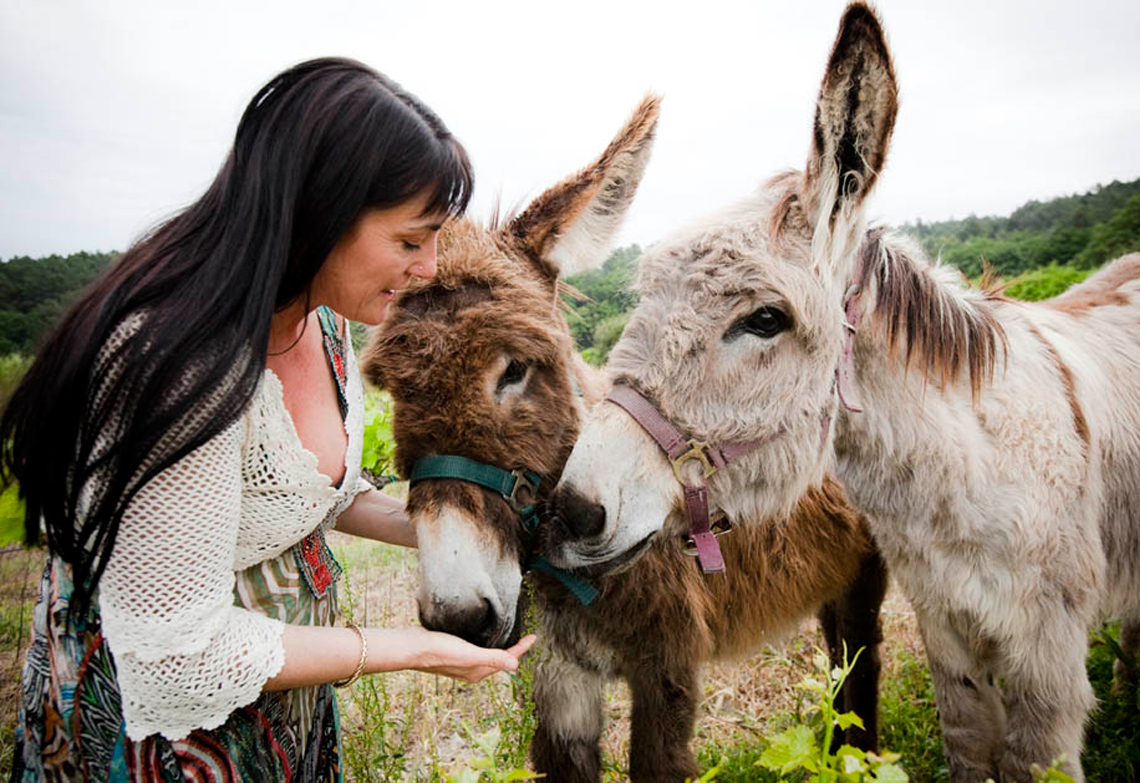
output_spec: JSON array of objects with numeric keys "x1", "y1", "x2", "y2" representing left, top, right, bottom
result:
[
  {"x1": 804, "y1": 2, "x2": 898, "y2": 279},
  {"x1": 506, "y1": 95, "x2": 660, "y2": 280}
]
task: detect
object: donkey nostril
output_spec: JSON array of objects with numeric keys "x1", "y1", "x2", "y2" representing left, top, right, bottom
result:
[
  {"x1": 550, "y1": 485, "x2": 607, "y2": 540},
  {"x1": 581, "y1": 502, "x2": 605, "y2": 538}
]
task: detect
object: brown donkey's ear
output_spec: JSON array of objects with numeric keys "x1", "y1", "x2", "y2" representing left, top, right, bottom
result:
[
  {"x1": 803, "y1": 3, "x2": 898, "y2": 277},
  {"x1": 505, "y1": 94, "x2": 660, "y2": 282}
]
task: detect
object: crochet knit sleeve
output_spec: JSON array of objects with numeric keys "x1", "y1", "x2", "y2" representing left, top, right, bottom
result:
[{"x1": 97, "y1": 415, "x2": 286, "y2": 742}]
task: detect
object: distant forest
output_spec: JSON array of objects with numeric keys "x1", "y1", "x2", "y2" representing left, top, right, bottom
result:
[
  {"x1": 565, "y1": 177, "x2": 1140, "y2": 364},
  {"x1": 2, "y1": 177, "x2": 1139, "y2": 360},
  {"x1": 0, "y1": 250, "x2": 115, "y2": 354}
]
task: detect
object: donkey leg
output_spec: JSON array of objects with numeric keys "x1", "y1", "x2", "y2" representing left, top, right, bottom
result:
[
  {"x1": 917, "y1": 610, "x2": 1005, "y2": 783},
  {"x1": 998, "y1": 623, "x2": 1092, "y2": 782},
  {"x1": 1112, "y1": 616, "x2": 1140, "y2": 696},
  {"x1": 819, "y1": 547, "x2": 888, "y2": 752},
  {"x1": 627, "y1": 656, "x2": 701, "y2": 783},
  {"x1": 530, "y1": 649, "x2": 606, "y2": 783}
]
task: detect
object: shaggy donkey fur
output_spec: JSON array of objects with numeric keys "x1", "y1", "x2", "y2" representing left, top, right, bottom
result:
[
  {"x1": 550, "y1": 5, "x2": 1140, "y2": 782},
  {"x1": 362, "y1": 97, "x2": 888, "y2": 782}
]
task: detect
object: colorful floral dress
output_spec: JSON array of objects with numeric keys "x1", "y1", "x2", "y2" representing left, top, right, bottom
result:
[{"x1": 13, "y1": 306, "x2": 364, "y2": 782}]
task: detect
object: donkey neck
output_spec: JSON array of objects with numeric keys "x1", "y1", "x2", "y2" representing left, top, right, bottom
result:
[{"x1": 833, "y1": 231, "x2": 1007, "y2": 504}]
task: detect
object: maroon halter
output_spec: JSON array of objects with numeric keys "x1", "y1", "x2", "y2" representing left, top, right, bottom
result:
[{"x1": 605, "y1": 384, "x2": 771, "y2": 574}]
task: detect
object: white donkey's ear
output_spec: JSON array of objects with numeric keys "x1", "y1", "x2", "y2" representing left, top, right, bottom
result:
[
  {"x1": 803, "y1": 3, "x2": 898, "y2": 280},
  {"x1": 505, "y1": 95, "x2": 660, "y2": 281}
]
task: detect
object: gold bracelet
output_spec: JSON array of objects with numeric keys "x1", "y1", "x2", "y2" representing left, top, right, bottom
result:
[{"x1": 333, "y1": 622, "x2": 368, "y2": 688}]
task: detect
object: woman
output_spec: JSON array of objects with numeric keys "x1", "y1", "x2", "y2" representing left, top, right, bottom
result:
[{"x1": 2, "y1": 57, "x2": 534, "y2": 780}]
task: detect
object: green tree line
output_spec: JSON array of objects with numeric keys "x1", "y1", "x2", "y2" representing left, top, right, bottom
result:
[
  {"x1": 0, "y1": 250, "x2": 116, "y2": 354},
  {"x1": 905, "y1": 178, "x2": 1140, "y2": 277}
]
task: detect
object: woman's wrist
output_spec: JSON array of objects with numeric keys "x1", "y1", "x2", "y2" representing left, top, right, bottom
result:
[{"x1": 333, "y1": 623, "x2": 368, "y2": 688}]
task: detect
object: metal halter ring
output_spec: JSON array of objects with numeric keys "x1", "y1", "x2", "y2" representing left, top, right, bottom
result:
[
  {"x1": 506, "y1": 468, "x2": 540, "y2": 513},
  {"x1": 671, "y1": 440, "x2": 717, "y2": 484}
]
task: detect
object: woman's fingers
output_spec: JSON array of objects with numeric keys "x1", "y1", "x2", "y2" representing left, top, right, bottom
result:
[{"x1": 506, "y1": 634, "x2": 537, "y2": 661}]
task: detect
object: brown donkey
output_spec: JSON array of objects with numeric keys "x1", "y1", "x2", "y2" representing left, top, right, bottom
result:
[{"x1": 362, "y1": 97, "x2": 887, "y2": 782}]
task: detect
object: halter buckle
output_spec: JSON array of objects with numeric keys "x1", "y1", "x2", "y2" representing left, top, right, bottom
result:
[
  {"x1": 507, "y1": 468, "x2": 540, "y2": 513},
  {"x1": 682, "y1": 513, "x2": 733, "y2": 557},
  {"x1": 671, "y1": 440, "x2": 716, "y2": 484}
]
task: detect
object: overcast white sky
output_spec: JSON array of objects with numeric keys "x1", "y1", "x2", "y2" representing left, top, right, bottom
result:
[{"x1": 2, "y1": 0, "x2": 1139, "y2": 260}]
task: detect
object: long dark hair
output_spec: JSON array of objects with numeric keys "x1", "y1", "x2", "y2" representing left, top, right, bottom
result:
[{"x1": 0, "y1": 57, "x2": 472, "y2": 618}]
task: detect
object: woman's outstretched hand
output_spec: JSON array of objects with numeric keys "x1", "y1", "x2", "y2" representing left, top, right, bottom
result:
[{"x1": 408, "y1": 629, "x2": 537, "y2": 683}]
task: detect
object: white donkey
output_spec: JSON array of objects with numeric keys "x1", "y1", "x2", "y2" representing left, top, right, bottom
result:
[{"x1": 545, "y1": 4, "x2": 1140, "y2": 781}]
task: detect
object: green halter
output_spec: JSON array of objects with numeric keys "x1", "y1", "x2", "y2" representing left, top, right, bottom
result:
[{"x1": 409, "y1": 455, "x2": 599, "y2": 606}]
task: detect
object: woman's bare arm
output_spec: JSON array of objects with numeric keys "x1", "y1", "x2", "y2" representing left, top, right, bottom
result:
[
  {"x1": 334, "y1": 485, "x2": 417, "y2": 547},
  {"x1": 264, "y1": 624, "x2": 536, "y2": 689}
]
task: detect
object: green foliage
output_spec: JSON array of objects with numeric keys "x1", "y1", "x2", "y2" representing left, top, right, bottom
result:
[
  {"x1": 361, "y1": 390, "x2": 397, "y2": 479},
  {"x1": 445, "y1": 725, "x2": 541, "y2": 783},
  {"x1": 563, "y1": 244, "x2": 641, "y2": 352},
  {"x1": 582, "y1": 311, "x2": 632, "y2": 366},
  {"x1": 1082, "y1": 623, "x2": 1140, "y2": 781},
  {"x1": 340, "y1": 665, "x2": 418, "y2": 781},
  {"x1": 904, "y1": 178, "x2": 1140, "y2": 278},
  {"x1": 1032, "y1": 758, "x2": 1077, "y2": 782},
  {"x1": 876, "y1": 650, "x2": 944, "y2": 782},
  {"x1": 1073, "y1": 194, "x2": 1140, "y2": 268},
  {"x1": 0, "y1": 483, "x2": 25, "y2": 547},
  {"x1": 757, "y1": 646, "x2": 908, "y2": 782},
  {"x1": 1004, "y1": 264, "x2": 1094, "y2": 302},
  {"x1": 696, "y1": 745, "x2": 782, "y2": 783},
  {"x1": 0, "y1": 353, "x2": 30, "y2": 406},
  {"x1": 335, "y1": 569, "x2": 418, "y2": 782},
  {"x1": 0, "y1": 250, "x2": 116, "y2": 354}
]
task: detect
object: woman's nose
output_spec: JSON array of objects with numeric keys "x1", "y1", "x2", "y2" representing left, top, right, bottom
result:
[{"x1": 411, "y1": 236, "x2": 438, "y2": 279}]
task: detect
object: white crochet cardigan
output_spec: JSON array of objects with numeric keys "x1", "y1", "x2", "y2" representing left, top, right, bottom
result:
[{"x1": 95, "y1": 326, "x2": 370, "y2": 741}]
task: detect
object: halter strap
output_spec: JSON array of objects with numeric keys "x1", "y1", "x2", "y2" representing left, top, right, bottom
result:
[
  {"x1": 605, "y1": 384, "x2": 769, "y2": 574},
  {"x1": 409, "y1": 455, "x2": 598, "y2": 605},
  {"x1": 835, "y1": 283, "x2": 865, "y2": 413},
  {"x1": 411, "y1": 456, "x2": 542, "y2": 515}
]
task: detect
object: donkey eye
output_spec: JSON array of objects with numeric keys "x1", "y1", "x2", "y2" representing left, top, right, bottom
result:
[
  {"x1": 725, "y1": 306, "x2": 791, "y2": 341},
  {"x1": 496, "y1": 359, "x2": 529, "y2": 391}
]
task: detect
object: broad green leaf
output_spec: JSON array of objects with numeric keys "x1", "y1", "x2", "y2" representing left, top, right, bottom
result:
[
  {"x1": 835, "y1": 711, "x2": 865, "y2": 730},
  {"x1": 841, "y1": 751, "x2": 867, "y2": 776},
  {"x1": 758, "y1": 725, "x2": 815, "y2": 774},
  {"x1": 873, "y1": 762, "x2": 909, "y2": 782}
]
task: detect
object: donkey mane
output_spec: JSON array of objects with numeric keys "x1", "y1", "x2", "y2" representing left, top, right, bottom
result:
[{"x1": 855, "y1": 228, "x2": 1007, "y2": 398}]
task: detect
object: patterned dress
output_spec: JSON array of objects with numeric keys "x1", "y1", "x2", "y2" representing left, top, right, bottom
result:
[{"x1": 13, "y1": 307, "x2": 357, "y2": 782}]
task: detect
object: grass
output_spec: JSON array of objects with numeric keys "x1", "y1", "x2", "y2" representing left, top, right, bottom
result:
[
  {"x1": 1084, "y1": 624, "x2": 1140, "y2": 782},
  {"x1": 2, "y1": 527, "x2": 1138, "y2": 781}
]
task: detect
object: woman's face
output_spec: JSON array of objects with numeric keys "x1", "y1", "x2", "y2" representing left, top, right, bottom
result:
[{"x1": 314, "y1": 191, "x2": 445, "y2": 325}]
